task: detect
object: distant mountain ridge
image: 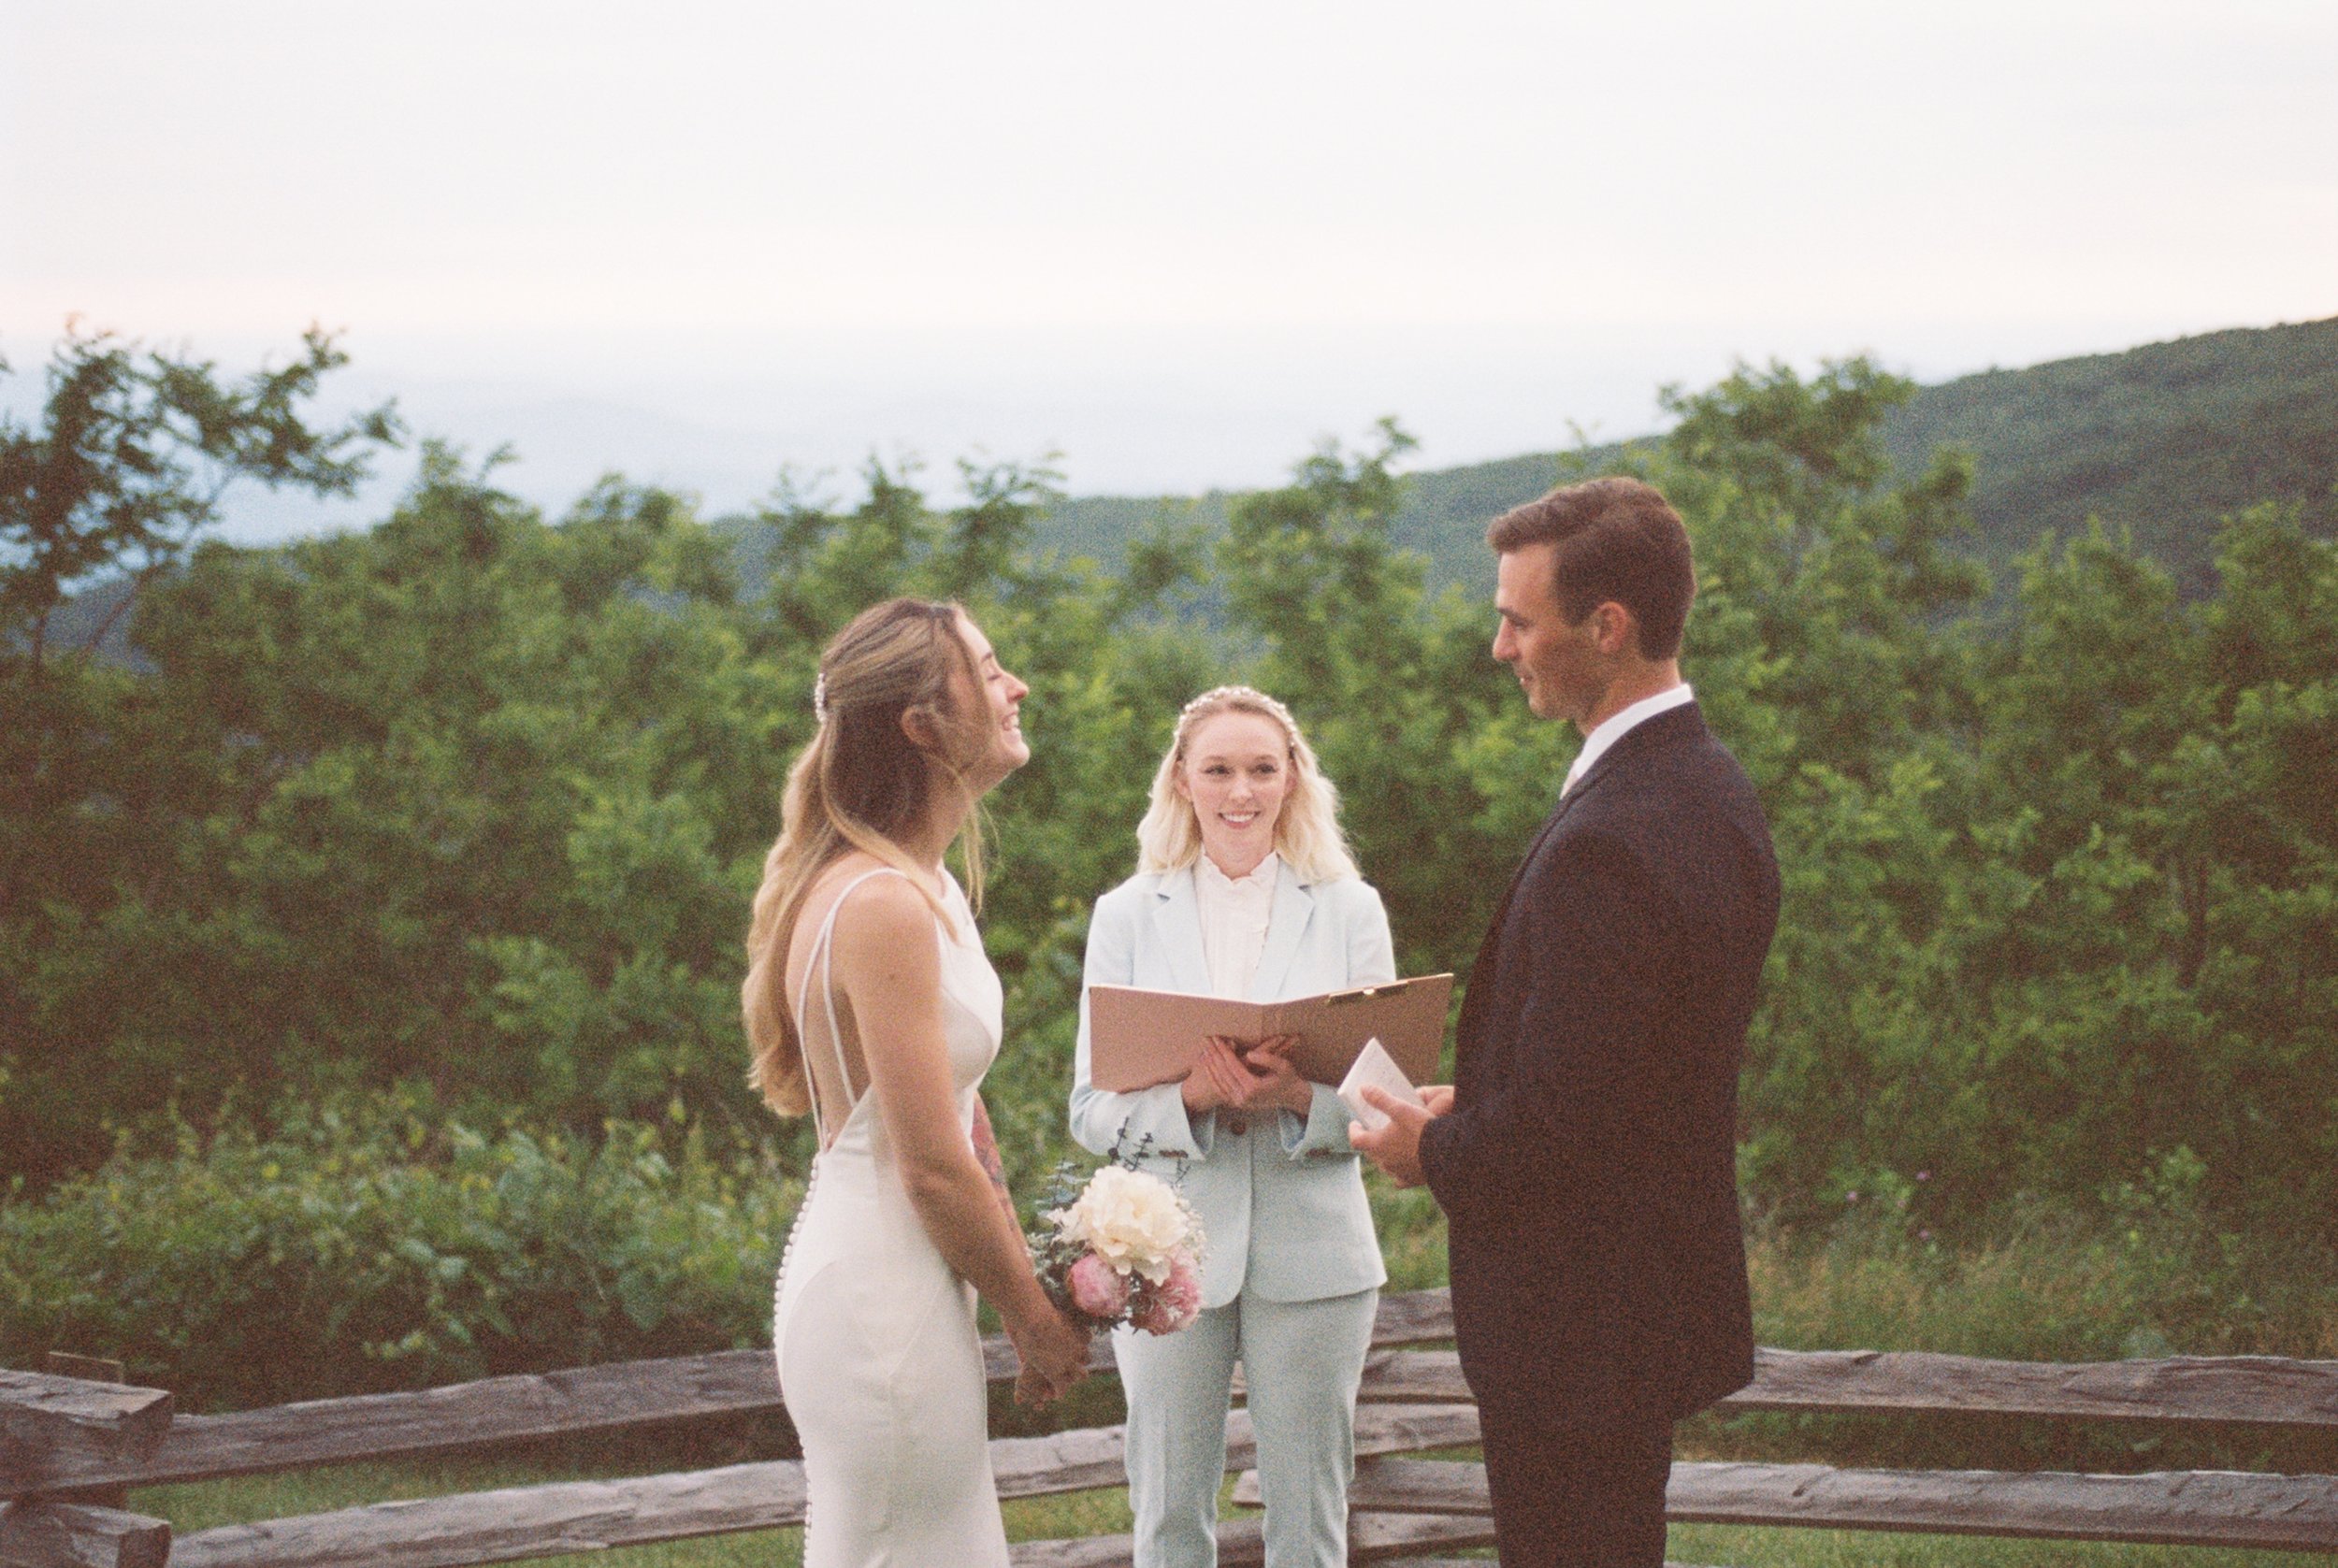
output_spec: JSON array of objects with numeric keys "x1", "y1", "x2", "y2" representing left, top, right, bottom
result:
[
  {"x1": 1879, "y1": 317, "x2": 2338, "y2": 591},
  {"x1": 40, "y1": 316, "x2": 2338, "y2": 660},
  {"x1": 1037, "y1": 315, "x2": 2338, "y2": 597}
]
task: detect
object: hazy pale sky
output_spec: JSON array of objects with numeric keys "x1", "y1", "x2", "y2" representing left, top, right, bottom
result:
[{"x1": 6, "y1": 0, "x2": 2334, "y2": 525}]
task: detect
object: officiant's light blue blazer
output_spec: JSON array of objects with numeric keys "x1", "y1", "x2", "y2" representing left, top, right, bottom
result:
[{"x1": 1071, "y1": 862, "x2": 1394, "y2": 1310}]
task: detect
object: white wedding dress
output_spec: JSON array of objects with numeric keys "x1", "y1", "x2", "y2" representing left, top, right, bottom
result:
[{"x1": 772, "y1": 867, "x2": 1012, "y2": 1565}]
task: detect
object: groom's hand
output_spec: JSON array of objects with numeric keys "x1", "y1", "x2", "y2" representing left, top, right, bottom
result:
[{"x1": 1349, "y1": 1086, "x2": 1442, "y2": 1188}]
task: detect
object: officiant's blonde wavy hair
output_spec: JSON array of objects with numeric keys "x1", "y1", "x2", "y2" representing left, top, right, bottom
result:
[
  {"x1": 743, "y1": 597, "x2": 989, "y2": 1117},
  {"x1": 1135, "y1": 685, "x2": 1359, "y2": 885}
]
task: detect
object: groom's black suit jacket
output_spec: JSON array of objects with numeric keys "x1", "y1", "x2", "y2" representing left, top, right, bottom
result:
[{"x1": 1419, "y1": 700, "x2": 1779, "y2": 1423}]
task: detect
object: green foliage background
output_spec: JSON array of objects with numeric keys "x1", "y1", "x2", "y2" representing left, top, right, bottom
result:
[
  {"x1": 0, "y1": 1091, "x2": 797, "y2": 1408},
  {"x1": 5, "y1": 332, "x2": 2335, "y2": 1403}
]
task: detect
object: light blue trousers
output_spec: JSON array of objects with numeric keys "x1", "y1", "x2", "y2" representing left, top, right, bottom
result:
[{"x1": 1111, "y1": 1286, "x2": 1378, "y2": 1568}]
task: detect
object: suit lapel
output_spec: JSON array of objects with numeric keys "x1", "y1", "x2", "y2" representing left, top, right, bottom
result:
[
  {"x1": 1151, "y1": 870, "x2": 1213, "y2": 995},
  {"x1": 1454, "y1": 703, "x2": 1707, "y2": 1059},
  {"x1": 1456, "y1": 785, "x2": 1570, "y2": 1056},
  {"x1": 1248, "y1": 863, "x2": 1316, "y2": 1002},
  {"x1": 1570, "y1": 700, "x2": 1706, "y2": 805}
]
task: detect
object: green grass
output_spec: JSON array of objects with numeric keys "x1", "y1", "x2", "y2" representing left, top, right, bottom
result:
[
  {"x1": 131, "y1": 1447, "x2": 1151, "y2": 1566},
  {"x1": 1367, "y1": 1172, "x2": 1451, "y2": 1292},
  {"x1": 133, "y1": 1449, "x2": 1176, "y2": 1566}
]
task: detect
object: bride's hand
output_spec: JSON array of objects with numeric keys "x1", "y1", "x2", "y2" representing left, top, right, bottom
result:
[{"x1": 1011, "y1": 1306, "x2": 1092, "y2": 1407}]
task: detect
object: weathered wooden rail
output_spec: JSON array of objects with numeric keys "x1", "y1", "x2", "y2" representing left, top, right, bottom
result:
[{"x1": 5, "y1": 1287, "x2": 2334, "y2": 1567}]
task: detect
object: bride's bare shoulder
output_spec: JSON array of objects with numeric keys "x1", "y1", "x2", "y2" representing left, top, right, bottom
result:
[
  {"x1": 793, "y1": 856, "x2": 921, "y2": 958},
  {"x1": 821, "y1": 858, "x2": 940, "y2": 945}
]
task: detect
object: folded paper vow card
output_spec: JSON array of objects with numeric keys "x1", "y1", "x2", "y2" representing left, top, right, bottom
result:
[
  {"x1": 1337, "y1": 1037, "x2": 1425, "y2": 1132},
  {"x1": 1087, "y1": 973, "x2": 1452, "y2": 1093}
]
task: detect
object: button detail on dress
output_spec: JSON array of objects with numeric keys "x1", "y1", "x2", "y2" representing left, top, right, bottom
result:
[{"x1": 1225, "y1": 1115, "x2": 1248, "y2": 1136}]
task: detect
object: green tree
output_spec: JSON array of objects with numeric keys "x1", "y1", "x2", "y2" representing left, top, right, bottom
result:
[
  {"x1": 1204, "y1": 423, "x2": 1535, "y2": 986},
  {"x1": 7, "y1": 341, "x2": 2332, "y2": 1260},
  {"x1": 1, "y1": 329, "x2": 399, "y2": 1179},
  {"x1": 0, "y1": 325, "x2": 397, "y2": 670},
  {"x1": 1649, "y1": 356, "x2": 1988, "y2": 786}
]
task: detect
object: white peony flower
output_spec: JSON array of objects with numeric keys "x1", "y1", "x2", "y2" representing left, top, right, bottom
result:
[{"x1": 1052, "y1": 1165, "x2": 1199, "y2": 1284}]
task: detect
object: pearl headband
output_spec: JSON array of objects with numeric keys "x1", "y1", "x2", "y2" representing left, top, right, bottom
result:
[{"x1": 1175, "y1": 684, "x2": 1299, "y2": 754}]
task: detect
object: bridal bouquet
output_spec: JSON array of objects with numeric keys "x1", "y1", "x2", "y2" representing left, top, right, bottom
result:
[{"x1": 1029, "y1": 1161, "x2": 1205, "y2": 1334}]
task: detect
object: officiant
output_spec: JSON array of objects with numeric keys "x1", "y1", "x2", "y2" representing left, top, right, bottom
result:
[{"x1": 1070, "y1": 684, "x2": 1397, "y2": 1568}]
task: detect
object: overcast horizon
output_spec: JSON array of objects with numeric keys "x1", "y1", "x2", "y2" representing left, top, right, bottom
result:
[{"x1": 7, "y1": 1, "x2": 2334, "y2": 541}]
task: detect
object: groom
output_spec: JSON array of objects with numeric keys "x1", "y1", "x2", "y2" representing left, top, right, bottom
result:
[{"x1": 1352, "y1": 476, "x2": 1780, "y2": 1565}]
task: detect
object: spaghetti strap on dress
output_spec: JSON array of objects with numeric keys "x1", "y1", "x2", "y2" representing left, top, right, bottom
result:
[{"x1": 772, "y1": 866, "x2": 1009, "y2": 1566}]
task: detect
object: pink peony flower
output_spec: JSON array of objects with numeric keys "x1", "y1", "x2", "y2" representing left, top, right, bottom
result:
[
  {"x1": 1133, "y1": 1251, "x2": 1203, "y2": 1335},
  {"x1": 1067, "y1": 1252, "x2": 1130, "y2": 1319}
]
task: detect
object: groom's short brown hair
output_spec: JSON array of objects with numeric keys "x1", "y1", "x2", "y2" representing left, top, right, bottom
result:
[{"x1": 1487, "y1": 477, "x2": 1696, "y2": 661}]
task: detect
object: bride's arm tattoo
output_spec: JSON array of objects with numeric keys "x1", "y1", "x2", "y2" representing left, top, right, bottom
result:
[{"x1": 971, "y1": 1095, "x2": 1017, "y2": 1227}]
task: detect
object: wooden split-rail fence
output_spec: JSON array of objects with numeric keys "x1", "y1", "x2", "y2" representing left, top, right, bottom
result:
[{"x1": 5, "y1": 1288, "x2": 2336, "y2": 1567}]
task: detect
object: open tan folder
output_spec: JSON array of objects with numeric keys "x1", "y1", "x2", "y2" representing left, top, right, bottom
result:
[{"x1": 1087, "y1": 973, "x2": 1453, "y2": 1093}]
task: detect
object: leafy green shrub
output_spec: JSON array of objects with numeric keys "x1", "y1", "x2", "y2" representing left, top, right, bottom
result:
[
  {"x1": 1749, "y1": 1176, "x2": 2336, "y2": 1366},
  {"x1": 0, "y1": 1090, "x2": 800, "y2": 1409}
]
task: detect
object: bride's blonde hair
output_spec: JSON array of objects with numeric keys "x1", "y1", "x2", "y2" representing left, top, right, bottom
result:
[
  {"x1": 743, "y1": 598, "x2": 990, "y2": 1116},
  {"x1": 1133, "y1": 685, "x2": 1359, "y2": 885}
]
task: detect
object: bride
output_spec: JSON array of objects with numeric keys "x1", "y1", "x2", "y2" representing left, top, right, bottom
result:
[{"x1": 744, "y1": 597, "x2": 1091, "y2": 1564}]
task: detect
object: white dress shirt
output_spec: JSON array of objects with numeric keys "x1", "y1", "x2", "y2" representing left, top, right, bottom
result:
[
  {"x1": 1194, "y1": 850, "x2": 1279, "y2": 999},
  {"x1": 1561, "y1": 683, "x2": 1695, "y2": 797}
]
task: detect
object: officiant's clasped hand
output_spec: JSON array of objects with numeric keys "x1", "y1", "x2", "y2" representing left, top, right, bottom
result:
[{"x1": 1180, "y1": 1033, "x2": 1308, "y2": 1122}]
